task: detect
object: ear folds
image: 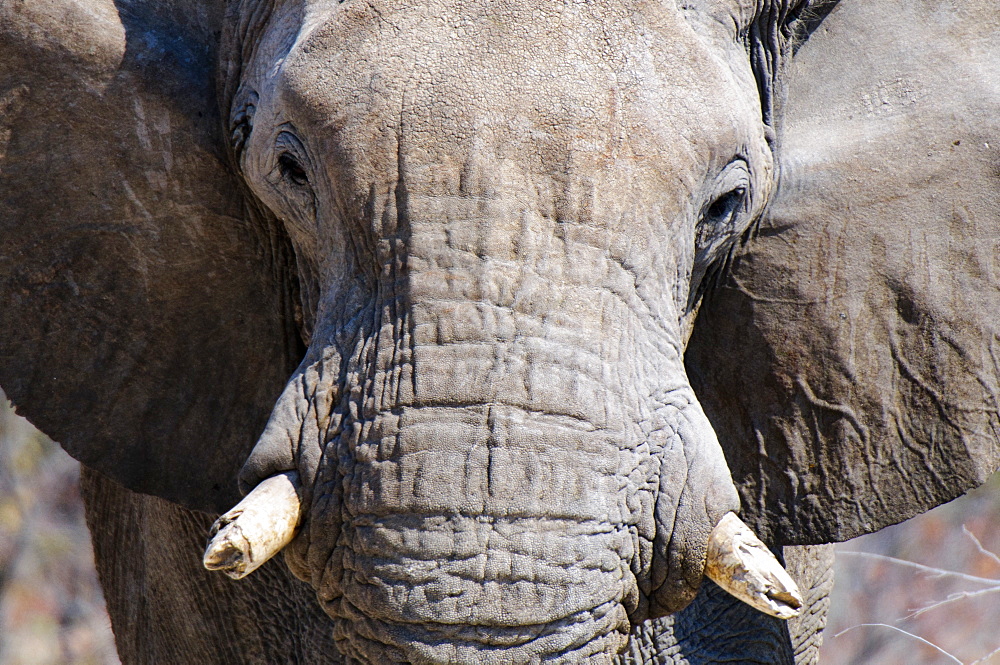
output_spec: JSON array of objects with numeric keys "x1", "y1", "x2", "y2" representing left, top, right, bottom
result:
[
  {"x1": 687, "y1": 1, "x2": 1000, "y2": 545},
  {"x1": 0, "y1": 2, "x2": 301, "y2": 513}
]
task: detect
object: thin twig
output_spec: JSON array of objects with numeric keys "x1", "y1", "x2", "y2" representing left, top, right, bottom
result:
[
  {"x1": 833, "y1": 624, "x2": 963, "y2": 664},
  {"x1": 906, "y1": 586, "x2": 1000, "y2": 619},
  {"x1": 963, "y1": 525, "x2": 1000, "y2": 569},
  {"x1": 838, "y1": 550, "x2": 1000, "y2": 585},
  {"x1": 970, "y1": 643, "x2": 1000, "y2": 665}
]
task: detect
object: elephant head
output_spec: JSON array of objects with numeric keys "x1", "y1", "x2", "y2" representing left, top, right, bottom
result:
[{"x1": 2, "y1": 0, "x2": 998, "y2": 662}]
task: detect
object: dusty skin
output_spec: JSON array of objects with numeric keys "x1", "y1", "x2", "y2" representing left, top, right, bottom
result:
[{"x1": 1, "y1": 0, "x2": 999, "y2": 663}]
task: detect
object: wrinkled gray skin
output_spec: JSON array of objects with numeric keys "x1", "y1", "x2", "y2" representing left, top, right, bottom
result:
[
  {"x1": 234, "y1": 1, "x2": 759, "y2": 659},
  {"x1": 2, "y1": 0, "x2": 999, "y2": 663}
]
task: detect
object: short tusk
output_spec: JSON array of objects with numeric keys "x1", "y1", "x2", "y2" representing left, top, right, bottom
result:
[
  {"x1": 203, "y1": 471, "x2": 302, "y2": 580},
  {"x1": 704, "y1": 512, "x2": 803, "y2": 620}
]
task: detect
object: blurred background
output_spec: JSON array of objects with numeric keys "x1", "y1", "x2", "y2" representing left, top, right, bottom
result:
[
  {"x1": 0, "y1": 395, "x2": 117, "y2": 665},
  {"x1": 1, "y1": 393, "x2": 998, "y2": 665}
]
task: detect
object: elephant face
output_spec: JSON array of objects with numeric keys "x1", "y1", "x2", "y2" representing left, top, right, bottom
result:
[
  {"x1": 225, "y1": 1, "x2": 769, "y2": 657},
  {"x1": 3, "y1": 0, "x2": 1000, "y2": 662}
]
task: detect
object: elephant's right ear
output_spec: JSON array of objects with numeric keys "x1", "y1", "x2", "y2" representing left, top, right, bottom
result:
[
  {"x1": 0, "y1": 2, "x2": 301, "y2": 513},
  {"x1": 687, "y1": 1, "x2": 1000, "y2": 545}
]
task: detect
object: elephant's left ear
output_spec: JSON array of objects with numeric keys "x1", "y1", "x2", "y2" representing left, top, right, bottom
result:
[
  {"x1": 0, "y1": 2, "x2": 300, "y2": 513},
  {"x1": 687, "y1": 0, "x2": 1000, "y2": 545}
]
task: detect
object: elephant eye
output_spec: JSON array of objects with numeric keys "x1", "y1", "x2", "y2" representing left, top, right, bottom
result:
[
  {"x1": 692, "y1": 173, "x2": 753, "y2": 302},
  {"x1": 278, "y1": 153, "x2": 309, "y2": 187},
  {"x1": 705, "y1": 186, "x2": 747, "y2": 226}
]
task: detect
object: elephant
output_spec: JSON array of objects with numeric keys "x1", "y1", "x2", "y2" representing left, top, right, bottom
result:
[{"x1": 1, "y1": 0, "x2": 998, "y2": 662}]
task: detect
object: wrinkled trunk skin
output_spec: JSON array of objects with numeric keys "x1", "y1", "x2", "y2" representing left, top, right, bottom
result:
[{"x1": 244, "y1": 173, "x2": 739, "y2": 662}]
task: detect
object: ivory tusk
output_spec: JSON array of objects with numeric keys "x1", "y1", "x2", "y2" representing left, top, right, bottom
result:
[
  {"x1": 704, "y1": 512, "x2": 803, "y2": 620},
  {"x1": 203, "y1": 471, "x2": 302, "y2": 580}
]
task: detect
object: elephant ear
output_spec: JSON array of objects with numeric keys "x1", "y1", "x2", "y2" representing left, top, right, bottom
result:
[
  {"x1": 688, "y1": 0, "x2": 1000, "y2": 545},
  {"x1": 0, "y1": 1, "x2": 301, "y2": 513}
]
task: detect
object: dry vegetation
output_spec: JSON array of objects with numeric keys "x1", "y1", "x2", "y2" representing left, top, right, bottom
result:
[
  {"x1": 821, "y1": 474, "x2": 1000, "y2": 664},
  {"x1": 0, "y1": 397, "x2": 118, "y2": 665},
  {"x1": 0, "y1": 394, "x2": 997, "y2": 664}
]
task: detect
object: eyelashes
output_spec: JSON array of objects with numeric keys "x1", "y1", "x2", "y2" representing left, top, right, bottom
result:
[
  {"x1": 278, "y1": 152, "x2": 309, "y2": 186},
  {"x1": 704, "y1": 186, "x2": 747, "y2": 227},
  {"x1": 273, "y1": 130, "x2": 312, "y2": 189}
]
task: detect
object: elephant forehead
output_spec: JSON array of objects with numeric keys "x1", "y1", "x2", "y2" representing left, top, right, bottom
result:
[{"x1": 278, "y1": 0, "x2": 746, "y2": 175}]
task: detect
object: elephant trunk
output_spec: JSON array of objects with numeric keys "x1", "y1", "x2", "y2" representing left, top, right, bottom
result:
[
  {"x1": 315, "y1": 305, "x2": 648, "y2": 662},
  {"x1": 230, "y1": 177, "x2": 743, "y2": 661}
]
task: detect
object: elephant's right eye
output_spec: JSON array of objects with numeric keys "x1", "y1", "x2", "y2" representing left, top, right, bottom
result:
[
  {"x1": 705, "y1": 187, "x2": 747, "y2": 227},
  {"x1": 698, "y1": 159, "x2": 752, "y2": 239},
  {"x1": 691, "y1": 161, "x2": 755, "y2": 300},
  {"x1": 278, "y1": 153, "x2": 309, "y2": 187}
]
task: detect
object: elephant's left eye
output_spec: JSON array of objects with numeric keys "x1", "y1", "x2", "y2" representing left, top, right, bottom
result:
[
  {"x1": 273, "y1": 130, "x2": 312, "y2": 189},
  {"x1": 278, "y1": 153, "x2": 309, "y2": 187}
]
